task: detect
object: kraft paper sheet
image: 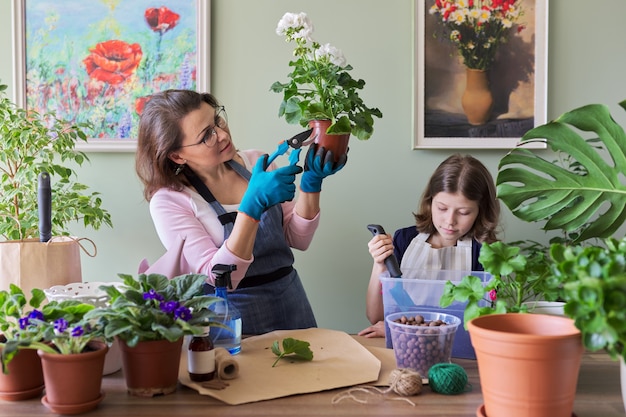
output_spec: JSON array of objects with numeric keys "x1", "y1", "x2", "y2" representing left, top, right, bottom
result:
[{"x1": 179, "y1": 328, "x2": 386, "y2": 405}]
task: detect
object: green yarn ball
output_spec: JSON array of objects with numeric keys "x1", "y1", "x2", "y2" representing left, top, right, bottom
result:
[{"x1": 428, "y1": 363, "x2": 469, "y2": 395}]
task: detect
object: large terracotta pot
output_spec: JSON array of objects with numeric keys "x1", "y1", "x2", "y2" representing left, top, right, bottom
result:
[
  {"x1": 461, "y1": 68, "x2": 493, "y2": 125},
  {"x1": 38, "y1": 340, "x2": 107, "y2": 415},
  {"x1": 468, "y1": 313, "x2": 583, "y2": 417},
  {"x1": 308, "y1": 119, "x2": 350, "y2": 163},
  {"x1": 118, "y1": 337, "x2": 183, "y2": 397},
  {"x1": 0, "y1": 347, "x2": 44, "y2": 401}
]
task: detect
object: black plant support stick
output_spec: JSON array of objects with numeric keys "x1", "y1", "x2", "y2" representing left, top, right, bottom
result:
[{"x1": 38, "y1": 172, "x2": 52, "y2": 243}]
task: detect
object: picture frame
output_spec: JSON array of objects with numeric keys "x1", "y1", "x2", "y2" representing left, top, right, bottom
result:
[
  {"x1": 414, "y1": 0, "x2": 548, "y2": 149},
  {"x1": 11, "y1": 0, "x2": 210, "y2": 152}
]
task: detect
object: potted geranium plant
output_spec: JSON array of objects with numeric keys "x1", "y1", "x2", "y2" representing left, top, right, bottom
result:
[
  {"x1": 270, "y1": 11, "x2": 382, "y2": 156},
  {"x1": 0, "y1": 82, "x2": 112, "y2": 294},
  {"x1": 439, "y1": 239, "x2": 583, "y2": 417},
  {"x1": 440, "y1": 239, "x2": 563, "y2": 327},
  {"x1": 85, "y1": 273, "x2": 223, "y2": 397}
]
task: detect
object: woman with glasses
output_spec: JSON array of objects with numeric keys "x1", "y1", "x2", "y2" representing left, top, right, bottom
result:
[{"x1": 135, "y1": 89, "x2": 347, "y2": 335}]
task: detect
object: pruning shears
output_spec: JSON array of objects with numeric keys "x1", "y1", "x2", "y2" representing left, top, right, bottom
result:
[
  {"x1": 286, "y1": 128, "x2": 316, "y2": 149},
  {"x1": 266, "y1": 129, "x2": 317, "y2": 167}
]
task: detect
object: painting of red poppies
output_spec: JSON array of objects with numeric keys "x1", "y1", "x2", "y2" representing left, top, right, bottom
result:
[{"x1": 14, "y1": 0, "x2": 209, "y2": 150}]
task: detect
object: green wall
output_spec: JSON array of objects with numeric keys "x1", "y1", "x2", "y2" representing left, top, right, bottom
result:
[{"x1": 1, "y1": 0, "x2": 626, "y2": 333}]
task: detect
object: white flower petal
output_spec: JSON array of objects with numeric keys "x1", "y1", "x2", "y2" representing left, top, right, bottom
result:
[
  {"x1": 276, "y1": 11, "x2": 314, "y2": 37},
  {"x1": 315, "y1": 43, "x2": 347, "y2": 67}
]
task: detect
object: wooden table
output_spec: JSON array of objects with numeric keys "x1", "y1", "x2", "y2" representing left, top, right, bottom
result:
[{"x1": 1, "y1": 336, "x2": 623, "y2": 417}]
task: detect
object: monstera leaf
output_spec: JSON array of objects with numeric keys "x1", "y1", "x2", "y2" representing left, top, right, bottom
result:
[{"x1": 497, "y1": 100, "x2": 626, "y2": 243}]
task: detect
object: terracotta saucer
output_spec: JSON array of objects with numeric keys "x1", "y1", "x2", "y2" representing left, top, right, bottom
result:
[
  {"x1": 0, "y1": 384, "x2": 44, "y2": 401},
  {"x1": 476, "y1": 404, "x2": 577, "y2": 417},
  {"x1": 41, "y1": 392, "x2": 105, "y2": 415}
]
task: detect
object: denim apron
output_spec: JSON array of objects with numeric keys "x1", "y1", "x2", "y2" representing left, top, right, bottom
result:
[{"x1": 189, "y1": 159, "x2": 317, "y2": 335}]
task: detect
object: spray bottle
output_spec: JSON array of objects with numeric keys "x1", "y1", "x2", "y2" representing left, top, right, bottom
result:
[{"x1": 211, "y1": 264, "x2": 242, "y2": 355}]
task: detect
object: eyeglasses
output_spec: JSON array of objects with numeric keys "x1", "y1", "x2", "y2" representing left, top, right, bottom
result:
[{"x1": 180, "y1": 106, "x2": 228, "y2": 149}]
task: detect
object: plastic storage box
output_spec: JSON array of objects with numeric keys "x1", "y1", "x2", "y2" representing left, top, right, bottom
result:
[{"x1": 380, "y1": 270, "x2": 491, "y2": 359}]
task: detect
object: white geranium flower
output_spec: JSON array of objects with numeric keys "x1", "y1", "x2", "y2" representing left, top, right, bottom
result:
[
  {"x1": 271, "y1": 11, "x2": 382, "y2": 140},
  {"x1": 294, "y1": 27, "x2": 314, "y2": 43},
  {"x1": 314, "y1": 43, "x2": 347, "y2": 68},
  {"x1": 275, "y1": 12, "x2": 299, "y2": 35},
  {"x1": 276, "y1": 12, "x2": 314, "y2": 42}
]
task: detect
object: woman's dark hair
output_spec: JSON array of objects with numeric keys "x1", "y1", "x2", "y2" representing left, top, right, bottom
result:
[
  {"x1": 135, "y1": 89, "x2": 220, "y2": 201},
  {"x1": 414, "y1": 154, "x2": 500, "y2": 243}
]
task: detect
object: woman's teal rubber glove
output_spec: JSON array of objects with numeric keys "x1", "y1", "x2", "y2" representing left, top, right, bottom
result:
[
  {"x1": 239, "y1": 154, "x2": 303, "y2": 221},
  {"x1": 299, "y1": 145, "x2": 348, "y2": 193}
]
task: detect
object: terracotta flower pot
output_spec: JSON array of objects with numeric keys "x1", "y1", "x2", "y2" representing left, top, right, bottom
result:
[
  {"x1": 468, "y1": 313, "x2": 583, "y2": 417},
  {"x1": 308, "y1": 119, "x2": 350, "y2": 163},
  {"x1": 118, "y1": 337, "x2": 183, "y2": 397},
  {"x1": 38, "y1": 340, "x2": 107, "y2": 415},
  {"x1": 0, "y1": 347, "x2": 44, "y2": 401}
]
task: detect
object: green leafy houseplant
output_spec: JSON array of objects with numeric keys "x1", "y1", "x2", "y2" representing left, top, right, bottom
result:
[
  {"x1": 0, "y1": 284, "x2": 101, "y2": 372},
  {"x1": 496, "y1": 99, "x2": 626, "y2": 360},
  {"x1": 497, "y1": 100, "x2": 626, "y2": 243},
  {"x1": 85, "y1": 273, "x2": 224, "y2": 347},
  {"x1": 550, "y1": 237, "x2": 626, "y2": 361},
  {"x1": 439, "y1": 98, "x2": 626, "y2": 417},
  {"x1": 270, "y1": 12, "x2": 382, "y2": 140},
  {"x1": 0, "y1": 82, "x2": 112, "y2": 240},
  {"x1": 440, "y1": 240, "x2": 562, "y2": 327}
]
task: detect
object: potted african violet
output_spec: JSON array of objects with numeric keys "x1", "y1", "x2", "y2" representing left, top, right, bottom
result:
[
  {"x1": 0, "y1": 285, "x2": 47, "y2": 401},
  {"x1": 27, "y1": 302, "x2": 107, "y2": 414},
  {"x1": 0, "y1": 283, "x2": 106, "y2": 413},
  {"x1": 85, "y1": 273, "x2": 223, "y2": 397}
]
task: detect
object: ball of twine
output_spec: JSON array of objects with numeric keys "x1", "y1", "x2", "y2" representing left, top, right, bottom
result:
[
  {"x1": 388, "y1": 368, "x2": 423, "y2": 396},
  {"x1": 428, "y1": 363, "x2": 469, "y2": 395}
]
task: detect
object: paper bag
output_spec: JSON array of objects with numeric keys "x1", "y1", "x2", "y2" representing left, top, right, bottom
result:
[{"x1": 0, "y1": 236, "x2": 93, "y2": 294}]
